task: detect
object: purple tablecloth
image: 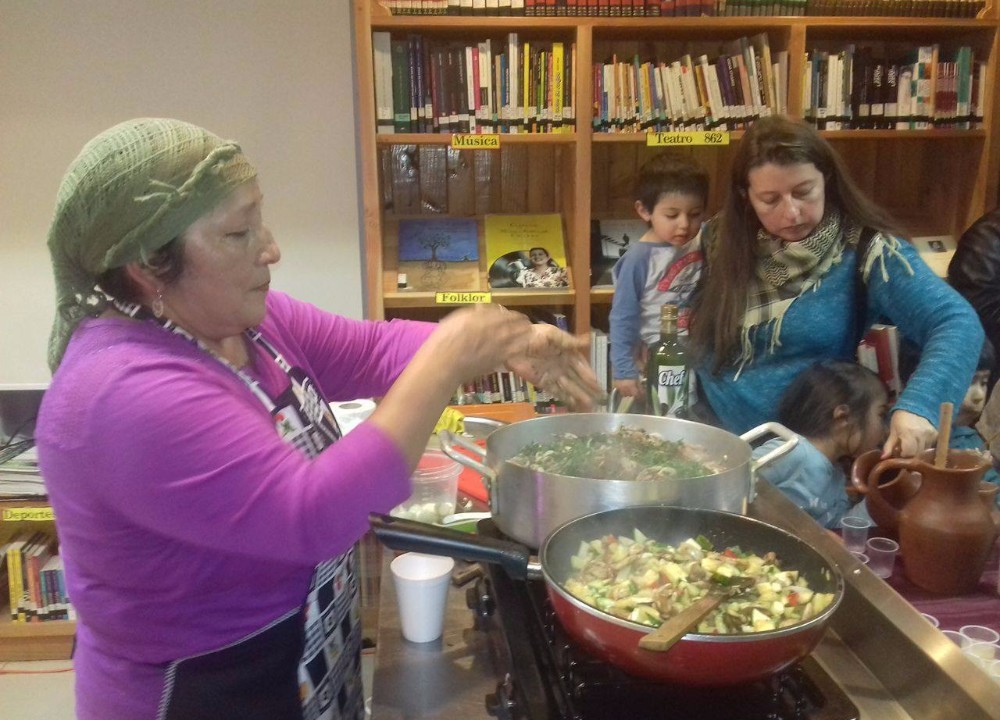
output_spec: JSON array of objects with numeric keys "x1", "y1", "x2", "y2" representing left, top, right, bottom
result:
[{"x1": 882, "y1": 537, "x2": 1000, "y2": 632}]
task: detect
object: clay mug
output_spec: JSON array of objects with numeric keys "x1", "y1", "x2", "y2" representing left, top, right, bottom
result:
[
  {"x1": 866, "y1": 449, "x2": 998, "y2": 595},
  {"x1": 850, "y1": 448, "x2": 922, "y2": 538}
]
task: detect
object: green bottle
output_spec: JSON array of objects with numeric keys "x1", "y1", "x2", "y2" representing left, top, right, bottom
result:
[{"x1": 647, "y1": 304, "x2": 690, "y2": 418}]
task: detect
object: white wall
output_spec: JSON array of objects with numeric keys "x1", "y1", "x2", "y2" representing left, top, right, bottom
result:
[{"x1": 0, "y1": 0, "x2": 363, "y2": 383}]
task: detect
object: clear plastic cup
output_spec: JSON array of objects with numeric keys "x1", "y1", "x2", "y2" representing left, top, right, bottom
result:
[
  {"x1": 942, "y1": 630, "x2": 965, "y2": 646},
  {"x1": 850, "y1": 551, "x2": 869, "y2": 564},
  {"x1": 963, "y1": 641, "x2": 998, "y2": 664},
  {"x1": 865, "y1": 537, "x2": 899, "y2": 579},
  {"x1": 840, "y1": 516, "x2": 872, "y2": 553},
  {"x1": 391, "y1": 450, "x2": 461, "y2": 525},
  {"x1": 960, "y1": 625, "x2": 1000, "y2": 647},
  {"x1": 988, "y1": 659, "x2": 1000, "y2": 685},
  {"x1": 920, "y1": 613, "x2": 940, "y2": 628}
]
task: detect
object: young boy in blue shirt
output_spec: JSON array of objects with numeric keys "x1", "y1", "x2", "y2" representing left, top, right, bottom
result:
[{"x1": 609, "y1": 154, "x2": 709, "y2": 402}]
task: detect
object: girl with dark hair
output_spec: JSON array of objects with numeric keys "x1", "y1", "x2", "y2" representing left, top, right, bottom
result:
[
  {"x1": 688, "y1": 115, "x2": 982, "y2": 459},
  {"x1": 752, "y1": 361, "x2": 888, "y2": 528}
]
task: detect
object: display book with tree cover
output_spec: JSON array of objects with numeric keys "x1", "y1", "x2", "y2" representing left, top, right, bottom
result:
[
  {"x1": 484, "y1": 213, "x2": 570, "y2": 289},
  {"x1": 395, "y1": 217, "x2": 480, "y2": 291}
]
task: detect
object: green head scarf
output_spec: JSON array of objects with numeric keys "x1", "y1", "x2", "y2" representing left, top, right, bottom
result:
[{"x1": 46, "y1": 118, "x2": 258, "y2": 372}]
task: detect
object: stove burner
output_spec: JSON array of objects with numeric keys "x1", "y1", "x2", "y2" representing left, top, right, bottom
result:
[{"x1": 470, "y1": 519, "x2": 859, "y2": 720}]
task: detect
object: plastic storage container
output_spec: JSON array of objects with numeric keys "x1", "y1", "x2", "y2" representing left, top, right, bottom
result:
[{"x1": 390, "y1": 450, "x2": 460, "y2": 525}]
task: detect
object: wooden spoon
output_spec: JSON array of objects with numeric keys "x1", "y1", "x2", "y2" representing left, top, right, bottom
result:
[
  {"x1": 637, "y1": 591, "x2": 726, "y2": 653},
  {"x1": 934, "y1": 402, "x2": 953, "y2": 469}
]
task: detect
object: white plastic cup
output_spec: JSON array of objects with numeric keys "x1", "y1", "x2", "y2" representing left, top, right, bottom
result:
[
  {"x1": 865, "y1": 537, "x2": 899, "y2": 579},
  {"x1": 963, "y1": 641, "x2": 998, "y2": 666},
  {"x1": 988, "y1": 659, "x2": 1000, "y2": 685},
  {"x1": 390, "y1": 552, "x2": 455, "y2": 643},
  {"x1": 960, "y1": 625, "x2": 1000, "y2": 647},
  {"x1": 840, "y1": 516, "x2": 872, "y2": 553}
]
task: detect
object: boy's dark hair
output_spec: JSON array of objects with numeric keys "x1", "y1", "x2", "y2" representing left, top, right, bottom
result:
[
  {"x1": 976, "y1": 337, "x2": 996, "y2": 372},
  {"x1": 635, "y1": 154, "x2": 709, "y2": 212},
  {"x1": 777, "y1": 360, "x2": 885, "y2": 440}
]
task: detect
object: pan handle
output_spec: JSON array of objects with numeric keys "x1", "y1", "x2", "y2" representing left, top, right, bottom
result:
[
  {"x1": 369, "y1": 513, "x2": 532, "y2": 580},
  {"x1": 741, "y1": 422, "x2": 799, "y2": 502},
  {"x1": 741, "y1": 422, "x2": 798, "y2": 470}
]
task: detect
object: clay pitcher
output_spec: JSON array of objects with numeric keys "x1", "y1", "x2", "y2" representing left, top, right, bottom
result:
[
  {"x1": 850, "y1": 449, "x2": 922, "y2": 538},
  {"x1": 866, "y1": 449, "x2": 998, "y2": 595}
]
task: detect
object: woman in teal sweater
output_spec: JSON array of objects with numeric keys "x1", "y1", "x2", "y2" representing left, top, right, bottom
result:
[{"x1": 688, "y1": 116, "x2": 983, "y2": 458}]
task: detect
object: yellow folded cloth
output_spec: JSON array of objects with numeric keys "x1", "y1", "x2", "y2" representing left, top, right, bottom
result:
[{"x1": 434, "y1": 406, "x2": 465, "y2": 436}]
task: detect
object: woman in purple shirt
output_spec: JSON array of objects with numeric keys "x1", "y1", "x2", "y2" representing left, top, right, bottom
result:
[{"x1": 37, "y1": 118, "x2": 599, "y2": 720}]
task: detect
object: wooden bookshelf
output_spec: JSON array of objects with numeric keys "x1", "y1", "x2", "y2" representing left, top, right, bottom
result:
[
  {"x1": 354, "y1": 1, "x2": 1000, "y2": 340},
  {"x1": 0, "y1": 498, "x2": 75, "y2": 661}
]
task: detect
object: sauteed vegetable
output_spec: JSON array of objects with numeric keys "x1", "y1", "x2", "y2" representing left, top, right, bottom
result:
[
  {"x1": 563, "y1": 530, "x2": 835, "y2": 634},
  {"x1": 509, "y1": 427, "x2": 718, "y2": 481}
]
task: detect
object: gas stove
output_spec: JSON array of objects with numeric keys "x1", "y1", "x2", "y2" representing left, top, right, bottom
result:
[{"x1": 467, "y1": 519, "x2": 859, "y2": 720}]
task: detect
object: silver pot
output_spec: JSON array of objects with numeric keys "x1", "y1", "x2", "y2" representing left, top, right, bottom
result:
[{"x1": 440, "y1": 413, "x2": 796, "y2": 548}]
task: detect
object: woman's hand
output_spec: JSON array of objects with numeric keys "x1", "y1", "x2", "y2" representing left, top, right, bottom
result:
[
  {"x1": 882, "y1": 410, "x2": 937, "y2": 458},
  {"x1": 613, "y1": 378, "x2": 642, "y2": 399},
  {"x1": 504, "y1": 322, "x2": 603, "y2": 411}
]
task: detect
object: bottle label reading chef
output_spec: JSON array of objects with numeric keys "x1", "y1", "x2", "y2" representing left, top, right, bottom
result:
[{"x1": 654, "y1": 365, "x2": 689, "y2": 417}]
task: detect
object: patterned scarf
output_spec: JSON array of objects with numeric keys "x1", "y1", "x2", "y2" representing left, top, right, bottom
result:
[
  {"x1": 736, "y1": 209, "x2": 859, "y2": 373},
  {"x1": 734, "y1": 209, "x2": 914, "y2": 374}
]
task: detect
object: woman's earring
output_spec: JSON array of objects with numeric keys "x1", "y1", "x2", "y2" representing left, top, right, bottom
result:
[{"x1": 151, "y1": 290, "x2": 165, "y2": 318}]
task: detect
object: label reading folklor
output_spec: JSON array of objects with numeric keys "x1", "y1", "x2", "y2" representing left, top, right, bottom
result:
[
  {"x1": 435, "y1": 291, "x2": 492, "y2": 304},
  {"x1": 654, "y1": 364, "x2": 689, "y2": 418},
  {"x1": 646, "y1": 131, "x2": 730, "y2": 147}
]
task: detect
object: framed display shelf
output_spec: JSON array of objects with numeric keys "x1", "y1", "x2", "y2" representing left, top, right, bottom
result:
[
  {"x1": 0, "y1": 498, "x2": 74, "y2": 661},
  {"x1": 354, "y1": 0, "x2": 1000, "y2": 341}
]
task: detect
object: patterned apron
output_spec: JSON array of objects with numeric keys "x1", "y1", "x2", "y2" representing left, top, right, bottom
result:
[{"x1": 115, "y1": 302, "x2": 365, "y2": 720}]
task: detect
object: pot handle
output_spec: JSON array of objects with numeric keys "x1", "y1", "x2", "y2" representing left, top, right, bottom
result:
[
  {"x1": 438, "y1": 429, "x2": 498, "y2": 494},
  {"x1": 742, "y1": 422, "x2": 799, "y2": 471},
  {"x1": 369, "y1": 512, "x2": 532, "y2": 580}
]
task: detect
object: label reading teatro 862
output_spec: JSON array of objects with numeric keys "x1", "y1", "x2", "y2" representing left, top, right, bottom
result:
[
  {"x1": 435, "y1": 291, "x2": 492, "y2": 304},
  {"x1": 452, "y1": 134, "x2": 500, "y2": 149},
  {"x1": 646, "y1": 131, "x2": 730, "y2": 147}
]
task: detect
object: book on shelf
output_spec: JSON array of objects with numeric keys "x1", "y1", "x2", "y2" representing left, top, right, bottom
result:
[
  {"x1": 590, "y1": 33, "x2": 783, "y2": 134},
  {"x1": 590, "y1": 218, "x2": 646, "y2": 287},
  {"x1": 396, "y1": 217, "x2": 480, "y2": 292},
  {"x1": 372, "y1": 32, "x2": 395, "y2": 135},
  {"x1": 373, "y1": 32, "x2": 576, "y2": 135},
  {"x1": 0, "y1": 443, "x2": 45, "y2": 498},
  {"x1": 2, "y1": 529, "x2": 70, "y2": 623},
  {"x1": 857, "y1": 324, "x2": 901, "y2": 401},
  {"x1": 484, "y1": 213, "x2": 569, "y2": 289}
]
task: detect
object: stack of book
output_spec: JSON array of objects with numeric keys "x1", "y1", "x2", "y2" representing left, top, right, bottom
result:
[
  {"x1": 2, "y1": 531, "x2": 73, "y2": 623},
  {"x1": 592, "y1": 34, "x2": 788, "y2": 132},
  {"x1": 380, "y1": 0, "x2": 983, "y2": 17},
  {"x1": 0, "y1": 442, "x2": 45, "y2": 499},
  {"x1": 803, "y1": 44, "x2": 986, "y2": 131},
  {"x1": 373, "y1": 31, "x2": 576, "y2": 135}
]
